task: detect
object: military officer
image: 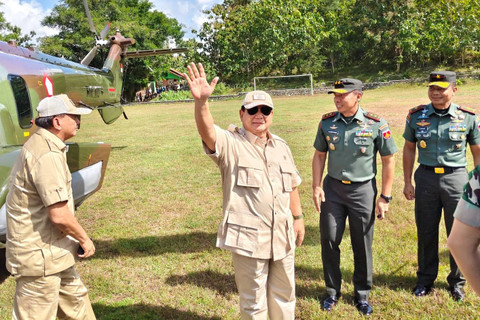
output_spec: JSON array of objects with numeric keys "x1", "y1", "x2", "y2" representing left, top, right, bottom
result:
[
  {"x1": 312, "y1": 78, "x2": 397, "y2": 315},
  {"x1": 6, "y1": 94, "x2": 96, "y2": 319},
  {"x1": 184, "y1": 62, "x2": 305, "y2": 320},
  {"x1": 403, "y1": 71, "x2": 480, "y2": 302}
]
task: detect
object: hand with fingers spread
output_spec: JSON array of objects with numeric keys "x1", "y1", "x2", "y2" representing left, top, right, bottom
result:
[{"x1": 184, "y1": 62, "x2": 219, "y2": 102}]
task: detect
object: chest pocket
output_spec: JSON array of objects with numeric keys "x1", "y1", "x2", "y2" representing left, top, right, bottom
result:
[
  {"x1": 280, "y1": 162, "x2": 295, "y2": 192},
  {"x1": 449, "y1": 132, "x2": 467, "y2": 152},
  {"x1": 353, "y1": 136, "x2": 373, "y2": 156},
  {"x1": 237, "y1": 157, "x2": 263, "y2": 188}
]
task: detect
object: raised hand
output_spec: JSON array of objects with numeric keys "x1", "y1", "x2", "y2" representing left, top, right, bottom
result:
[{"x1": 184, "y1": 62, "x2": 219, "y2": 102}]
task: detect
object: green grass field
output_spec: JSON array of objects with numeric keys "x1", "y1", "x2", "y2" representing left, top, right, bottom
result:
[{"x1": 2, "y1": 82, "x2": 480, "y2": 319}]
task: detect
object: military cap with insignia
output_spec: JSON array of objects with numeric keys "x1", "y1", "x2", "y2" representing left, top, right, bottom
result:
[
  {"x1": 428, "y1": 71, "x2": 456, "y2": 88},
  {"x1": 328, "y1": 78, "x2": 363, "y2": 94}
]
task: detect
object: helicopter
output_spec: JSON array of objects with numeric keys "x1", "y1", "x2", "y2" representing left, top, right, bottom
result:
[{"x1": 0, "y1": 0, "x2": 187, "y2": 249}]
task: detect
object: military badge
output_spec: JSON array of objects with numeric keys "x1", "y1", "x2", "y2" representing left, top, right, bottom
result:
[
  {"x1": 379, "y1": 124, "x2": 388, "y2": 131},
  {"x1": 416, "y1": 120, "x2": 430, "y2": 127},
  {"x1": 326, "y1": 136, "x2": 331, "y2": 141},
  {"x1": 360, "y1": 147, "x2": 367, "y2": 154},
  {"x1": 382, "y1": 130, "x2": 391, "y2": 139},
  {"x1": 329, "y1": 143, "x2": 335, "y2": 151},
  {"x1": 419, "y1": 140, "x2": 427, "y2": 148}
]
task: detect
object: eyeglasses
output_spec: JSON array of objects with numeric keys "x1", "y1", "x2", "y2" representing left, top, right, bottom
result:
[{"x1": 245, "y1": 106, "x2": 273, "y2": 116}]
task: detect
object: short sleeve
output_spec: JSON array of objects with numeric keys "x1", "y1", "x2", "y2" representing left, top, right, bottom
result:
[
  {"x1": 313, "y1": 122, "x2": 328, "y2": 152},
  {"x1": 376, "y1": 119, "x2": 398, "y2": 156},
  {"x1": 467, "y1": 115, "x2": 480, "y2": 145},
  {"x1": 454, "y1": 166, "x2": 480, "y2": 227},
  {"x1": 403, "y1": 115, "x2": 417, "y2": 143},
  {"x1": 32, "y1": 152, "x2": 69, "y2": 207}
]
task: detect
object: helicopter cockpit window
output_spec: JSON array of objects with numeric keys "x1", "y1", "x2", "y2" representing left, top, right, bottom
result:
[{"x1": 8, "y1": 74, "x2": 33, "y2": 129}]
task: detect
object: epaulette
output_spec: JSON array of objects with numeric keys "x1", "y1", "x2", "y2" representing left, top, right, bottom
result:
[
  {"x1": 459, "y1": 106, "x2": 477, "y2": 115},
  {"x1": 322, "y1": 111, "x2": 337, "y2": 120},
  {"x1": 365, "y1": 112, "x2": 380, "y2": 122},
  {"x1": 409, "y1": 105, "x2": 425, "y2": 114}
]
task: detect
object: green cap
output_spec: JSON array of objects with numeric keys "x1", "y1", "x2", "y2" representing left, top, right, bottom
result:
[
  {"x1": 328, "y1": 78, "x2": 363, "y2": 94},
  {"x1": 428, "y1": 71, "x2": 456, "y2": 88}
]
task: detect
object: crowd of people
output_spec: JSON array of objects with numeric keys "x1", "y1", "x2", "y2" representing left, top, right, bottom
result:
[{"x1": 4, "y1": 63, "x2": 480, "y2": 319}]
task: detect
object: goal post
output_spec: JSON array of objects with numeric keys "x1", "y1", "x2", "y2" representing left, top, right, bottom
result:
[{"x1": 253, "y1": 74, "x2": 313, "y2": 95}]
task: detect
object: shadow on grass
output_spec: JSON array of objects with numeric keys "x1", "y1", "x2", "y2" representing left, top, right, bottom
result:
[
  {"x1": 93, "y1": 232, "x2": 217, "y2": 258},
  {"x1": 165, "y1": 269, "x2": 237, "y2": 296},
  {"x1": 0, "y1": 248, "x2": 10, "y2": 284},
  {"x1": 295, "y1": 261, "x2": 418, "y2": 300},
  {"x1": 93, "y1": 303, "x2": 221, "y2": 320}
]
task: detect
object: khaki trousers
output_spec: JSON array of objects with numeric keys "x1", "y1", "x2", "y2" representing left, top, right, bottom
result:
[
  {"x1": 232, "y1": 252, "x2": 296, "y2": 320},
  {"x1": 13, "y1": 266, "x2": 95, "y2": 320}
]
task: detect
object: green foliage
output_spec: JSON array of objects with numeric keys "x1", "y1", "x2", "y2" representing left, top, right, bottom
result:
[
  {"x1": 197, "y1": 0, "x2": 480, "y2": 84},
  {"x1": 155, "y1": 90, "x2": 191, "y2": 101},
  {"x1": 39, "y1": 0, "x2": 185, "y2": 101}
]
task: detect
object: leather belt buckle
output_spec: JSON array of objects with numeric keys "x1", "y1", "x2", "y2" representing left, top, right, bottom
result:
[
  {"x1": 434, "y1": 167, "x2": 445, "y2": 174},
  {"x1": 341, "y1": 180, "x2": 351, "y2": 184}
]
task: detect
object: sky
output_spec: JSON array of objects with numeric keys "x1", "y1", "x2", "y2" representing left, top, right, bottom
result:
[{"x1": 2, "y1": 0, "x2": 223, "y2": 41}]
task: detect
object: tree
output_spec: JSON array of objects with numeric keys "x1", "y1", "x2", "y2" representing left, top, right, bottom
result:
[
  {"x1": 198, "y1": 0, "x2": 327, "y2": 84},
  {"x1": 0, "y1": 1, "x2": 35, "y2": 46},
  {"x1": 40, "y1": 0, "x2": 185, "y2": 101}
]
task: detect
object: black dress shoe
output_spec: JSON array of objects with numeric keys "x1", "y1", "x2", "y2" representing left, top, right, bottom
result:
[
  {"x1": 354, "y1": 300, "x2": 373, "y2": 316},
  {"x1": 322, "y1": 296, "x2": 338, "y2": 311},
  {"x1": 448, "y1": 287, "x2": 465, "y2": 302},
  {"x1": 413, "y1": 284, "x2": 432, "y2": 296}
]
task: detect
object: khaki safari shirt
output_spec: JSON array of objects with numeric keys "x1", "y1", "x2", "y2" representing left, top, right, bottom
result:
[
  {"x1": 6, "y1": 128, "x2": 77, "y2": 276},
  {"x1": 403, "y1": 103, "x2": 480, "y2": 167},
  {"x1": 454, "y1": 165, "x2": 480, "y2": 228},
  {"x1": 314, "y1": 107, "x2": 398, "y2": 182},
  {"x1": 204, "y1": 124, "x2": 302, "y2": 261}
]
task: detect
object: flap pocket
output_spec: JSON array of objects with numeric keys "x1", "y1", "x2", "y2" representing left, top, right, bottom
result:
[
  {"x1": 280, "y1": 162, "x2": 295, "y2": 174},
  {"x1": 237, "y1": 158, "x2": 263, "y2": 188},
  {"x1": 227, "y1": 210, "x2": 260, "y2": 229},
  {"x1": 280, "y1": 162, "x2": 295, "y2": 192},
  {"x1": 225, "y1": 211, "x2": 259, "y2": 252}
]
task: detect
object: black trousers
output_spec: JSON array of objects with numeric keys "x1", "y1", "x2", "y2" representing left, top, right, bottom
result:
[
  {"x1": 414, "y1": 165, "x2": 467, "y2": 288},
  {"x1": 320, "y1": 175, "x2": 376, "y2": 301}
]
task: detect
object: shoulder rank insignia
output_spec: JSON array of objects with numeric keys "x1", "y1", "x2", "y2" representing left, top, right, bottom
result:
[
  {"x1": 409, "y1": 105, "x2": 425, "y2": 114},
  {"x1": 365, "y1": 112, "x2": 380, "y2": 122},
  {"x1": 458, "y1": 106, "x2": 477, "y2": 115},
  {"x1": 322, "y1": 111, "x2": 337, "y2": 120}
]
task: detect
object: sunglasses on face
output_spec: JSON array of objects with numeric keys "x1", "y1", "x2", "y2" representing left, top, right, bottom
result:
[{"x1": 244, "y1": 106, "x2": 273, "y2": 116}]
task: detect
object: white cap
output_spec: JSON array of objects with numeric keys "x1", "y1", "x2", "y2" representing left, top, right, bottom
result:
[
  {"x1": 37, "y1": 94, "x2": 92, "y2": 117},
  {"x1": 242, "y1": 90, "x2": 274, "y2": 109}
]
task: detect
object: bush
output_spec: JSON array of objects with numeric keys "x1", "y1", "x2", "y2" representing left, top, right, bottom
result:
[{"x1": 156, "y1": 90, "x2": 192, "y2": 101}]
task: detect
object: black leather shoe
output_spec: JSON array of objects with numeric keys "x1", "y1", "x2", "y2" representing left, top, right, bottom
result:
[
  {"x1": 448, "y1": 287, "x2": 465, "y2": 302},
  {"x1": 354, "y1": 300, "x2": 373, "y2": 316},
  {"x1": 413, "y1": 284, "x2": 432, "y2": 297},
  {"x1": 322, "y1": 296, "x2": 338, "y2": 311}
]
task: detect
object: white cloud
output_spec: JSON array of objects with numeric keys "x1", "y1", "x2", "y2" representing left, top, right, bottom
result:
[
  {"x1": 151, "y1": 0, "x2": 222, "y2": 39},
  {"x1": 1, "y1": 0, "x2": 59, "y2": 42}
]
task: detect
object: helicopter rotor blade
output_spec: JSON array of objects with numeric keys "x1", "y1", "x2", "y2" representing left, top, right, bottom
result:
[
  {"x1": 99, "y1": 22, "x2": 110, "y2": 40},
  {"x1": 124, "y1": 47, "x2": 188, "y2": 58},
  {"x1": 82, "y1": 0, "x2": 97, "y2": 35},
  {"x1": 81, "y1": 45, "x2": 98, "y2": 66}
]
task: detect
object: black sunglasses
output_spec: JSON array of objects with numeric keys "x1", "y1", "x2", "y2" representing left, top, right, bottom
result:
[{"x1": 243, "y1": 106, "x2": 273, "y2": 116}]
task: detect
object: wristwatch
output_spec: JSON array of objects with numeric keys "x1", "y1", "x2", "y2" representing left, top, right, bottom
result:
[{"x1": 380, "y1": 193, "x2": 392, "y2": 203}]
